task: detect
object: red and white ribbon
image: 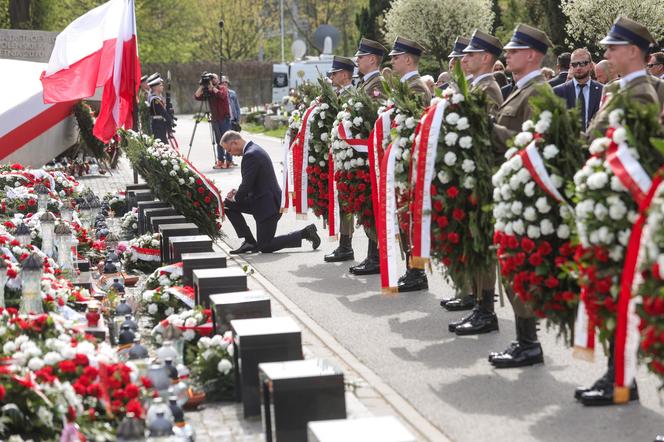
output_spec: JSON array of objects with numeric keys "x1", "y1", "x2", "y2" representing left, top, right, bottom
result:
[
  {"x1": 280, "y1": 130, "x2": 293, "y2": 212},
  {"x1": 368, "y1": 108, "x2": 394, "y2": 224},
  {"x1": 377, "y1": 142, "x2": 400, "y2": 293},
  {"x1": 181, "y1": 156, "x2": 225, "y2": 220},
  {"x1": 613, "y1": 173, "x2": 663, "y2": 403},
  {"x1": 337, "y1": 121, "x2": 369, "y2": 153},
  {"x1": 327, "y1": 151, "x2": 340, "y2": 238},
  {"x1": 606, "y1": 142, "x2": 651, "y2": 206},
  {"x1": 572, "y1": 297, "x2": 595, "y2": 360},
  {"x1": 519, "y1": 141, "x2": 566, "y2": 203},
  {"x1": 292, "y1": 103, "x2": 317, "y2": 216},
  {"x1": 131, "y1": 245, "x2": 161, "y2": 261}
]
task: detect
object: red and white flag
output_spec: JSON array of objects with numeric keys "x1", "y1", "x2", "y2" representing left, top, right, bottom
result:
[{"x1": 40, "y1": 0, "x2": 141, "y2": 143}]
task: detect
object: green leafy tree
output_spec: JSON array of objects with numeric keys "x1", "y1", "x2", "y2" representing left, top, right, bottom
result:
[
  {"x1": 355, "y1": 0, "x2": 390, "y2": 43},
  {"x1": 383, "y1": 0, "x2": 494, "y2": 70}
]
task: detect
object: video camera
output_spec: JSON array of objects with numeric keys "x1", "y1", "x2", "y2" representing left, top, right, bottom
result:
[{"x1": 199, "y1": 72, "x2": 215, "y2": 88}]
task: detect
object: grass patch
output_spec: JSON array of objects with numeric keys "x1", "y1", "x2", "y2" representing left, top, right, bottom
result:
[{"x1": 243, "y1": 122, "x2": 287, "y2": 139}]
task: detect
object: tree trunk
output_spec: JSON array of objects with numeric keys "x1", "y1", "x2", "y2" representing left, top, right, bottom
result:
[{"x1": 9, "y1": 0, "x2": 31, "y2": 29}]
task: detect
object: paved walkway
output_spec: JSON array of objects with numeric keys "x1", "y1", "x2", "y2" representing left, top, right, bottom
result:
[{"x1": 172, "y1": 115, "x2": 664, "y2": 442}]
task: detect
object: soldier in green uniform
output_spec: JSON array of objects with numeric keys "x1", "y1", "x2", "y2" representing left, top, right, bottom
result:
[
  {"x1": 576, "y1": 16, "x2": 659, "y2": 407},
  {"x1": 447, "y1": 30, "x2": 505, "y2": 336},
  {"x1": 138, "y1": 74, "x2": 151, "y2": 135},
  {"x1": 487, "y1": 24, "x2": 553, "y2": 369},
  {"x1": 325, "y1": 56, "x2": 358, "y2": 263},
  {"x1": 348, "y1": 38, "x2": 388, "y2": 276},
  {"x1": 388, "y1": 36, "x2": 430, "y2": 292}
]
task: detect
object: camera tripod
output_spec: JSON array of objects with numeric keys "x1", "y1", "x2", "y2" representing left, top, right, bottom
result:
[{"x1": 186, "y1": 94, "x2": 218, "y2": 162}]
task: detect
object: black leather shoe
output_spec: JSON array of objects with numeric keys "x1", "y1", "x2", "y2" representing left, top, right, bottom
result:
[
  {"x1": 574, "y1": 372, "x2": 611, "y2": 400},
  {"x1": 324, "y1": 234, "x2": 353, "y2": 262},
  {"x1": 349, "y1": 258, "x2": 380, "y2": 275},
  {"x1": 397, "y1": 269, "x2": 428, "y2": 292},
  {"x1": 444, "y1": 296, "x2": 476, "y2": 311},
  {"x1": 488, "y1": 341, "x2": 517, "y2": 363},
  {"x1": 580, "y1": 381, "x2": 639, "y2": 406},
  {"x1": 491, "y1": 342, "x2": 544, "y2": 368},
  {"x1": 448, "y1": 310, "x2": 479, "y2": 332},
  {"x1": 455, "y1": 310, "x2": 499, "y2": 336},
  {"x1": 301, "y1": 224, "x2": 321, "y2": 250},
  {"x1": 440, "y1": 296, "x2": 456, "y2": 307},
  {"x1": 230, "y1": 241, "x2": 258, "y2": 255}
]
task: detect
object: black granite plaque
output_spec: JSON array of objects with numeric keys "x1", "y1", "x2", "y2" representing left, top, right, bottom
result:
[
  {"x1": 168, "y1": 235, "x2": 213, "y2": 263},
  {"x1": 259, "y1": 358, "x2": 346, "y2": 442},
  {"x1": 231, "y1": 317, "x2": 303, "y2": 418},
  {"x1": 158, "y1": 223, "x2": 199, "y2": 263},
  {"x1": 192, "y1": 267, "x2": 246, "y2": 307},
  {"x1": 143, "y1": 207, "x2": 178, "y2": 233},
  {"x1": 150, "y1": 215, "x2": 187, "y2": 233},
  {"x1": 181, "y1": 251, "x2": 227, "y2": 285},
  {"x1": 210, "y1": 290, "x2": 270, "y2": 334},
  {"x1": 136, "y1": 201, "x2": 171, "y2": 234}
]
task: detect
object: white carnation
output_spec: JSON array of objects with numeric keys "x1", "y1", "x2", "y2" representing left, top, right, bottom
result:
[
  {"x1": 444, "y1": 132, "x2": 459, "y2": 146},
  {"x1": 217, "y1": 358, "x2": 233, "y2": 375},
  {"x1": 609, "y1": 109, "x2": 624, "y2": 127},
  {"x1": 527, "y1": 225, "x2": 541, "y2": 239},
  {"x1": 512, "y1": 219, "x2": 525, "y2": 235},
  {"x1": 461, "y1": 159, "x2": 475, "y2": 173},
  {"x1": 504, "y1": 147, "x2": 518, "y2": 160},
  {"x1": 521, "y1": 120, "x2": 535, "y2": 132},
  {"x1": 587, "y1": 172, "x2": 609, "y2": 190},
  {"x1": 524, "y1": 206, "x2": 537, "y2": 221},
  {"x1": 543, "y1": 144, "x2": 559, "y2": 159},
  {"x1": 437, "y1": 171, "x2": 451, "y2": 184},
  {"x1": 557, "y1": 224, "x2": 570, "y2": 239},
  {"x1": 456, "y1": 117, "x2": 469, "y2": 130},
  {"x1": 451, "y1": 93, "x2": 465, "y2": 104},
  {"x1": 443, "y1": 152, "x2": 457, "y2": 166},
  {"x1": 612, "y1": 127, "x2": 627, "y2": 145},
  {"x1": 540, "y1": 219, "x2": 554, "y2": 236},
  {"x1": 458, "y1": 136, "x2": 473, "y2": 149},
  {"x1": 445, "y1": 112, "x2": 460, "y2": 125},
  {"x1": 514, "y1": 131, "x2": 533, "y2": 147},
  {"x1": 535, "y1": 197, "x2": 551, "y2": 214},
  {"x1": 148, "y1": 303, "x2": 158, "y2": 315}
]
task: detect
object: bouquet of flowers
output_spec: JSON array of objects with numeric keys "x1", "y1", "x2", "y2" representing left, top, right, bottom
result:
[
  {"x1": 154, "y1": 307, "x2": 213, "y2": 364},
  {"x1": 121, "y1": 233, "x2": 161, "y2": 274},
  {"x1": 120, "y1": 210, "x2": 138, "y2": 238},
  {"x1": 140, "y1": 285, "x2": 185, "y2": 324},
  {"x1": 121, "y1": 130, "x2": 223, "y2": 238},
  {"x1": 102, "y1": 192, "x2": 126, "y2": 216},
  {"x1": 145, "y1": 262, "x2": 183, "y2": 290},
  {"x1": 492, "y1": 87, "x2": 585, "y2": 341},
  {"x1": 330, "y1": 87, "x2": 379, "y2": 231},
  {"x1": 304, "y1": 78, "x2": 338, "y2": 219},
  {"x1": 189, "y1": 332, "x2": 234, "y2": 401},
  {"x1": 409, "y1": 69, "x2": 493, "y2": 289},
  {"x1": 573, "y1": 96, "x2": 664, "y2": 344}
]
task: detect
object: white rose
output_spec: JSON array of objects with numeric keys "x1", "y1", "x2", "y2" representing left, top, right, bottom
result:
[
  {"x1": 456, "y1": 117, "x2": 469, "y2": 130},
  {"x1": 461, "y1": 159, "x2": 475, "y2": 173},
  {"x1": 445, "y1": 132, "x2": 458, "y2": 146},
  {"x1": 308, "y1": 155, "x2": 316, "y2": 164},
  {"x1": 543, "y1": 144, "x2": 559, "y2": 159},
  {"x1": 458, "y1": 136, "x2": 473, "y2": 149},
  {"x1": 444, "y1": 152, "x2": 457, "y2": 166},
  {"x1": 556, "y1": 224, "x2": 570, "y2": 239},
  {"x1": 178, "y1": 178, "x2": 185, "y2": 185}
]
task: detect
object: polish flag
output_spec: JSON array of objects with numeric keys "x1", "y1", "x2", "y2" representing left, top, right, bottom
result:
[{"x1": 40, "y1": 0, "x2": 140, "y2": 142}]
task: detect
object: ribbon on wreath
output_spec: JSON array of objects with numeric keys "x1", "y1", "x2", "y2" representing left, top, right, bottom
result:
[
  {"x1": 377, "y1": 141, "x2": 400, "y2": 292},
  {"x1": 327, "y1": 150, "x2": 340, "y2": 238},
  {"x1": 572, "y1": 296, "x2": 596, "y2": 361},
  {"x1": 368, "y1": 108, "x2": 394, "y2": 222},
  {"x1": 606, "y1": 140, "x2": 651, "y2": 206},
  {"x1": 337, "y1": 121, "x2": 370, "y2": 152},
  {"x1": 518, "y1": 141, "x2": 567, "y2": 204},
  {"x1": 181, "y1": 156, "x2": 225, "y2": 220},
  {"x1": 409, "y1": 100, "x2": 446, "y2": 268},
  {"x1": 280, "y1": 130, "x2": 293, "y2": 212},
  {"x1": 131, "y1": 245, "x2": 161, "y2": 261},
  {"x1": 291, "y1": 103, "x2": 317, "y2": 217},
  {"x1": 613, "y1": 171, "x2": 664, "y2": 403}
]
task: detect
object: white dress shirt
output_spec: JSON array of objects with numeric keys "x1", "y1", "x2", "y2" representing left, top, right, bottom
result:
[
  {"x1": 515, "y1": 69, "x2": 542, "y2": 89},
  {"x1": 400, "y1": 71, "x2": 419, "y2": 83},
  {"x1": 619, "y1": 69, "x2": 647, "y2": 89}
]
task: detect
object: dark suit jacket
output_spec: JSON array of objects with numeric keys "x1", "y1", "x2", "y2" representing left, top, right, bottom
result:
[
  {"x1": 548, "y1": 71, "x2": 568, "y2": 88},
  {"x1": 235, "y1": 141, "x2": 281, "y2": 222},
  {"x1": 553, "y1": 79, "x2": 603, "y2": 125}
]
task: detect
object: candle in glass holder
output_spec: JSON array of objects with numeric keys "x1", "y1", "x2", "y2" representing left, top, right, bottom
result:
[{"x1": 19, "y1": 252, "x2": 44, "y2": 314}]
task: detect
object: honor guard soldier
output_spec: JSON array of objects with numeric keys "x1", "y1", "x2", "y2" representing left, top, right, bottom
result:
[
  {"x1": 576, "y1": 16, "x2": 659, "y2": 407},
  {"x1": 347, "y1": 38, "x2": 388, "y2": 276},
  {"x1": 388, "y1": 36, "x2": 430, "y2": 292},
  {"x1": 448, "y1": 36, "x2": 472, "y2": 84},
  {"x1": 138, "y1": 74, "x2": 151, "y2": 134},
  {"x1": 148, "y1": 75, "x2": 175, "y2": 144},
  {"x1": 447, "y1": 30, "x2": 506, "y2": 336},
  {"x1": 488, "y1": 24, "x2": 553, "y2": 369},
  {"x1": 325, "y1": 56, "x2": 358, "y2": 263}
]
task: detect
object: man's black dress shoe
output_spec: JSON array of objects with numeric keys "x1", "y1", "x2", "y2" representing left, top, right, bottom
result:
[
  {"x1": 455, "y1": 310, "x2": 499, "y2": 336},
  {"x1": 574, "y1": 371, "x2": 611, "y2": 400},
  {"x1": 491, "y1": 342, "x2": 544, "y2": 368},
  {"x1": 488, "y1": 341, "x2": 517, "y2": 363},
  {"x1": 440, "y1": 296, "x2": 456, "y2": 307},
  {"x1": 448, "y1": 309, "x2": 478, "y2": 332},
  {"x1": 301, "y1": 224, "x2": 321, "y2": 249},
  {"x1": 230, "y1": 241, "x2": 258, "y2": 254},
  {"x1": 349, "y1": 258, "x2": 380, "y2": 275},
  {"x1": 397, "y1": 269, "x2": 428, "y2": 292},
  {"x1": 324, "y1": 234, "x2": 353, "y2": 262},
  {"x1": 443, "y1": 296, "x2": 476, "y2": 311},
  {"x1": 580, "y1": 381, "x2": 639, "y2": 406}
]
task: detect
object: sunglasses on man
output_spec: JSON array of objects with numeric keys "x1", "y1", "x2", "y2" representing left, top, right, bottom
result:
[
  {"x1": 647, "y1": 63, "x2": 663, "y2": 68},
  {"x1": 571, "y1": 61, "x2": 591, "y2": 68}
]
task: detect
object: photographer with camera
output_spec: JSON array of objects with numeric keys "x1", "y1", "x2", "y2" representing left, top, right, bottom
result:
[{"x1": 194, "y1": 72, "x2": 233, "y2": 169}]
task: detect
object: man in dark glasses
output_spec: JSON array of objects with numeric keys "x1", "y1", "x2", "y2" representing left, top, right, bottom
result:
[{"x1": 647, "y1": 52, "x2": 664, "y2": 79}]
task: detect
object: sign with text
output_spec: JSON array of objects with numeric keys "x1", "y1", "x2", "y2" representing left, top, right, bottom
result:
[{"x1": 0, "y1": 29, "x2": 58, "y2": 62}]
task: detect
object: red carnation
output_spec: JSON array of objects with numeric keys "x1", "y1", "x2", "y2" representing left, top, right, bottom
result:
[
  {"x1": 27, "y1": 198, "x2": 37, "y2": 206},
  {"x1": 521, "y1": 238, "x2": 535, "y2": 252},
  {"x1": 433, "y1": 200, "x2": 444, "y2": 213},
  {"x1": 436, "y1": 215, "x2": 448, "y2": 228},
  {"x1": 544, "y1": 276, "x2": 559, "y2": 289},
  {"x1": 197, "y1": 187, "x2": 205, "y2": 194},
  {"x1": 204, "y1": 196, "x2": 212, "y2": 204},
  {"x1": 140, "y1": 376, "x2": 152, "y2": 389},
  {"x1": 10, "y1": 163, "x2": 23, "y2": 170},
  {"x1": 73, "y1": 353, "x2": 89, "y2": 367},
  {"x1": 448, "y1": 232, "x2": 460, "y2": 244},
  {"x1": 452, "y1": 208, "x2": 465, "y2": 221},
  {"x1": 446, "y1": 187, "x2": 459, "y2": 199},
  {"x1": 124, "y1": 383, "x2": 140, "y2": 399},
  {"x1": 58, "y1": 360, "x2": 77, "y2": 374},
  {"x1": 528, "y1": 253, "x2": 543, "y2": 266},
  {"x1": 126, "y1": 398, "x2": 144, "y2": 418},
  {"x1": 0, "y1": 384, "x2": 6, "y2": 401}
]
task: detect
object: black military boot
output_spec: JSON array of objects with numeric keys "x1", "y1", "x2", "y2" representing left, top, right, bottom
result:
[
  {"x1": 397, "y1": 268, "x2": 428, "y2": 292},
  {"x1": 579, "y1": 342, "x2": 639, "y2": 406},
  {"x1": 443, "y1": 294, "x2": 476, "y2": 311},
  {"x1": 454, "y1": 290, "x2": 499, "y2": 336},
  {"x1": 491, "y1": 317, "x2": 543, "y2": 368},
  {"x1": 575, "y1": 342, "x2": 614, "y2": 400},
  {"x1": 324, "y1": 234, "x2": 354, "y2": 262},
  {"x1": 349, "y1": 239, "x2": 380, "y2": 275}
]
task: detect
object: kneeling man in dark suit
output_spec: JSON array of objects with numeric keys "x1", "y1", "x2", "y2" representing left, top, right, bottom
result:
[{"x1": 221, "y1": 131, "x2": 320, "y2": 254}]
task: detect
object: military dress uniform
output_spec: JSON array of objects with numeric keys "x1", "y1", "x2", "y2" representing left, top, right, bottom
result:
[
  {"x1": 576, "y1": 16, "x2": 659, "y2": 407},
  {"x1": 448, "y1": 30, "x2": 505, "y2": 336},
  {"x1": 138, "y1": 74, "x2": 151, "y2": 135},
  {"x1": 147, "y1": 76, "x2": 175, "y2": 143},
  {"x1": 324, "y1": 56, "x2": 359, "y2": 263},
  {"x1": 487, "y1": 24, "x2": 554, "y2": 369},
  {"x1": 387, "y1": 37, "x2": 431, "y2": 292},
  {"x1": 349, "y1": 38, "x2": 388, "y2": 276}
]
